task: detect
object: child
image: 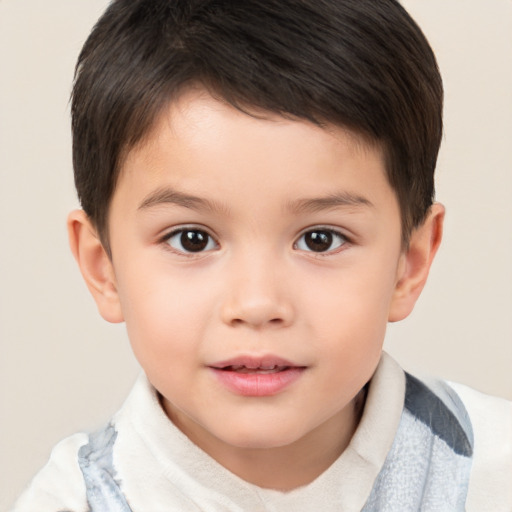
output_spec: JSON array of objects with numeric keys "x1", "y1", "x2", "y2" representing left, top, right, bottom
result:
[{"x1": 12, "y1": 0, "x2": 511, "y2": 510}]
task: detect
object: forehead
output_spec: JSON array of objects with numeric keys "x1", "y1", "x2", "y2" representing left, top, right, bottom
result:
[{"x1": 113, "y1": 89, "x2": 396, "y2": 219}]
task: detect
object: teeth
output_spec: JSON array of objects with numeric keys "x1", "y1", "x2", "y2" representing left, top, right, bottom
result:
[
  {"x1": 258, "y1": 367, "x2": 284, "y2": 374},
  {"x1": 226, "y1": 365, "x2": 286, "y2": 373}
]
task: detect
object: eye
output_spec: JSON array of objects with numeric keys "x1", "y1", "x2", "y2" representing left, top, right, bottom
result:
[
  {"x1": 165, "y1": 228, "x2": 218, "y2": 253},
  {"x1": 295, "y1": 228, "x2": 347, "y2": 253}
]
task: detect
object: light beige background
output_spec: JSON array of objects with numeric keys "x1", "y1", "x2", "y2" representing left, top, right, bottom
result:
[{"x1": 1, "y1": 0, "x2": 511, "y2": 509}]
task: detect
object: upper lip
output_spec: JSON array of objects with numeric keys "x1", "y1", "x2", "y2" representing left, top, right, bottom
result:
[{"x1": 209, "y1": 355, "x2": 303, "y2": 371}]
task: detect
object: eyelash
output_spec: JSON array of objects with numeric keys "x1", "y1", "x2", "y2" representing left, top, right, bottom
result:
[
  {"x1": 162, "y1": 227, "x2": 219, "y2": 255},
  {"x1": 160, "y1": 226, "x2": 350, "y2": 255},
  {"x1": 294, "y1": 227, "x2": 349, "y2": 255}
]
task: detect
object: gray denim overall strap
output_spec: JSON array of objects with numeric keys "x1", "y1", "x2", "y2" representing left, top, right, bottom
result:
[
  {"x1": 78, "y1": 423, "x2": 133, "y2": 512},
  {"x1": 362, "y1": 373, "x2": 474, "y2": 512}
]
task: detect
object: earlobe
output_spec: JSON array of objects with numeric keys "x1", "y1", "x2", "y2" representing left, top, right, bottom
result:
[
  {"x1": 388, "y1": 203, "x2": 445, "y2": 322},
  {"x1": 67, "y1": 210, "x2": 124, "y2": 323}
]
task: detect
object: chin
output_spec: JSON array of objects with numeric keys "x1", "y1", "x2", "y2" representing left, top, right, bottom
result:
[{"x1": 217, "y1": 422, "x2": 305, "y2": 451}]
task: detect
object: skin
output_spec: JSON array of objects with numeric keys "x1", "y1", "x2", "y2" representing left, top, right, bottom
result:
[{"x1": 68, "y1": 89, "x2": 444, "y2": 490}]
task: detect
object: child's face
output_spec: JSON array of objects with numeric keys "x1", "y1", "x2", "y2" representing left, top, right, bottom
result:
[{"x1": 106, "y1": 89, "x2": 406, "y2": 457}]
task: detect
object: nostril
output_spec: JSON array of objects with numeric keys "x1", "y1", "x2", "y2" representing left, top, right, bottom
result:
[
  {"x1": 228, "y1": 316, "x2": 285, "y2": 328},
  {"x1": 221, "y1": 297, "x2": 294, "y2": 328}
]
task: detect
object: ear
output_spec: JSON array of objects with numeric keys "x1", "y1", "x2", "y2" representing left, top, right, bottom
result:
[
  {"x1": 388, "y1": 203, "x2": 445, "y2": 322},
  {"x1": 67, "y1": 210, "x2": 124, "y2": 323}
]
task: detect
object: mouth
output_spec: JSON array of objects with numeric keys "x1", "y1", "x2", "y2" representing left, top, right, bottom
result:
[
  {"x1": 210, "y1": 355, "x2": 302, "y2": 372},
  {"x1": 219, "y1": 364, "x2": 292, "y2": 374},
  {"x1": 209, "y1": 356, "x2": 306, "y2": 396}
]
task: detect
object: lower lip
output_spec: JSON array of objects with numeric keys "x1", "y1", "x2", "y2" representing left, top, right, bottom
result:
[{"x1": 211, "y1": 367, "x2": 305, "y2": 397}]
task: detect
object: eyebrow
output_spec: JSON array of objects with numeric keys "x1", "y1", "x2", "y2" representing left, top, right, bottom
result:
[
  {"x1": 288, "y1": 192, "x2": 374, "y2": 213},
  {"x1": 138, "y1": 187, "x2": 227, "y2": 213},
  {"x1": 138, "y1": 187, "x2": 373, "y2": 215}
]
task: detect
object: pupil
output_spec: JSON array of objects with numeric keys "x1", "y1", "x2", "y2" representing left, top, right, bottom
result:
[
  {"x1": 181, "y1": 230, "x2": 208, "y2": 252},
  {"x1": 305, "y1": 231, "x2": 332, "y2": 252}
]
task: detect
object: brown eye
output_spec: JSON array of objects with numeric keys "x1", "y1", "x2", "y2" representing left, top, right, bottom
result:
[
  {"x1": 166, "y1": 229, "x2": 217, "y2": 253},
  {"x1": 295, "y1": 229, "x2": 346, "y2": 253}
]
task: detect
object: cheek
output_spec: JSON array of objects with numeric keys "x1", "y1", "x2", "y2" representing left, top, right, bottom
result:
[
  {"x1": 116, "y1": 262, "x2": 217, "y2": 366},
  {"x1": 309, "y1": 268, "x2": 395, "y2": 331},
  {"x1": 304, "y1": 260, "x2": 396, "y2": 369}
]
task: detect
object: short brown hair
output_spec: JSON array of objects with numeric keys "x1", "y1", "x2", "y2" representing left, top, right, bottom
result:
[{"x1": 72, "y1": 0, "x2": 443, "y2": 251}]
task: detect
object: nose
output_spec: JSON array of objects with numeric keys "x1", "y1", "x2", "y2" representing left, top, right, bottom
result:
[{"x1": 220, "y1": 253, "x2": 294, "y2": 329}]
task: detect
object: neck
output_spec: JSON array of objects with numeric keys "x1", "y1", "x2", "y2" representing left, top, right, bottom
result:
[{"x1": 165, "y1": 386, "x2": 367, "y2": 491}]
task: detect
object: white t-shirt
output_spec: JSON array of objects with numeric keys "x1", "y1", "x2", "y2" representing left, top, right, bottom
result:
[{"x1": 12, "y1": 353, "x2": 512, "y2": 511}]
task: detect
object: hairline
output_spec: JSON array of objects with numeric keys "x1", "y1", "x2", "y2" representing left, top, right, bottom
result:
[{"x1": 98, "y1": 84, "x2": 416, "y2": 257}]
